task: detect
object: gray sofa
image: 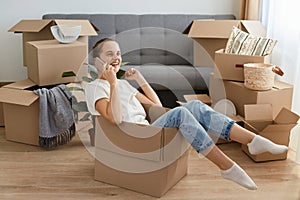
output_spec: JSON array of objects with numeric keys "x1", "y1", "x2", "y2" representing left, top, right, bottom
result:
[{"x1": 43, "y1": 14, "x2": 235, "y2": 107}]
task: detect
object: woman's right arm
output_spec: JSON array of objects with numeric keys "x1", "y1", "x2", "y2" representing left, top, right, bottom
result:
[{"x1": 95, "y1": 67, "x2": 123, "y2": 125}]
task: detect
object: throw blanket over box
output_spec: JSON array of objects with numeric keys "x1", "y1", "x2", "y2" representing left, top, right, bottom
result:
[{"x1": 34, "y1": 84, "x2": 76, "y2": 149}]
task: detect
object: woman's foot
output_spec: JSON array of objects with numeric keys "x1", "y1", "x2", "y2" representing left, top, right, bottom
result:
[
  {"x1": 221, "y1": 162, "x2": 257, "y2": 190},
  {"x1": 247, "y1": 135, "x2": 288, "y2": 155}
]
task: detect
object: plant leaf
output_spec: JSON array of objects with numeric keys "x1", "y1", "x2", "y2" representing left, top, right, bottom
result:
[
  {"x1": 62, "y1": 71, "x2": 76, "y2": 77},
  {"x1": 82, "y1": 76, "x2": 93, "y2": 83},
  {"x1": 121, "y1": 62, "x2": 130, "y2": 66},
  {"x1": 90, "y1": 71, "x2": 98, "y2": 80},
  {"x1": 65, "y1": 87, "x2": 84, "y2": 92},
  {"x1": 72, "y1": 101, "x2": 88, "y2": 112},
  {"x1": 79, "y1": 113, "x2": 91, "y2": 121},
  {"x1": 117, "y1": 69, "x2": 126, "y2": 79}
]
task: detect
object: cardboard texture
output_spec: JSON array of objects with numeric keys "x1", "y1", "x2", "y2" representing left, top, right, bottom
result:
[
  {"x1": 26, "y1": 40, "x2": 87, "y2": 86},
  {"x1": 0, "y1": 79, "x2": 39, "y2": 145},
  {"x1": 241, "y1": 105, "x2": 299, "y2": 162},
  {"x1": 214, "y1": 49, "x2": 271, "y2": 81},
  {"x1": 0, "y1": 103, "x2": 4, "y2": 126},
  {"x1": 224, "y1": 80, "x2": 293, "y2": 117},
  {"x1": 94, "y1": 105, "x2": 190, "y2": 197},
  {"x1": 8, "y1": 19, "x2": 98, "y2": 66},
  {"x1": 183, "y1": 20, "x2": 264, "y2": 67}
]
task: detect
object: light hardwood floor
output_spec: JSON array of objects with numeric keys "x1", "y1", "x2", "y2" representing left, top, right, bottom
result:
[{"x1": 0, "y1": 127, "x2": 300, "y2": 200}]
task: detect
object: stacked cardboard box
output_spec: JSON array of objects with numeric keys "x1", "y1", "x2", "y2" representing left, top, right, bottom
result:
[
  {"x1": 185, "y1": 19, "x2": 299, "y2": 162},
  {"x1": 183, "y1": 20, "x2": 266, "y2": 68},
  {"x1": 94, "y1": 104, "x2": 190, "y2": 197},
  {"x1": 0, "y1": 19, "x2": 98, "y2": 145},
  {"x1": 211, "y1": 26, "x2": 299, "y2": 160}
]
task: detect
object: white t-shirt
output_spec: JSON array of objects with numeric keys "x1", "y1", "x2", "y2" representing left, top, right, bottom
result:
[{"x1": 85, "y1": 79, "x2": 149, "y2": 125}]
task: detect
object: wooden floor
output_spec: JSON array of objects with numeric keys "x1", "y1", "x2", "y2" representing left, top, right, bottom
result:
[{"x1": 1, "y1": 127, "x2": 300, "y2": 200}]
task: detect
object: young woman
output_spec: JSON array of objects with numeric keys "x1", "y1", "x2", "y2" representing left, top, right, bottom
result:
[{"x1": 85, "y1": 38, "x2": 288, "y2": 190}]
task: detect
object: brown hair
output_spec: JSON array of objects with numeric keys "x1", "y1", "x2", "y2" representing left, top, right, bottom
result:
[{"x1": 92, "y1": 38, "x2": 115, "y2": 58}]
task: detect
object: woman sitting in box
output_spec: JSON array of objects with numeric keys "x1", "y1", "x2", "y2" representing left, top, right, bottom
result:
[{"x1": 85, "y1": 38, "x2": 288, "y2": 190}]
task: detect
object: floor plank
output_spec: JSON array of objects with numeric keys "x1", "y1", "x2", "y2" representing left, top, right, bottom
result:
[{"x1": 0, "y1": 127, "x2": 300, "y2": 200}]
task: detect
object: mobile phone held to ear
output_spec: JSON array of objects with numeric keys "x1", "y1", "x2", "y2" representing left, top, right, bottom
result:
[{"x1": 94, "y1": 57, "x2": 107, "y2": 75}]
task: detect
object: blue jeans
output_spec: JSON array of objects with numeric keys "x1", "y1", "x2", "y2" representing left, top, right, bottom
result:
[{"x1": 151, "y1": 100, "x2": 235, "y2": 153}]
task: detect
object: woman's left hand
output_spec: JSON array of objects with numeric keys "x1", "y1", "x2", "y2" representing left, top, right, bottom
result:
[{"x1": 125, "y1": 68, "x2": 142, "y2": 81}]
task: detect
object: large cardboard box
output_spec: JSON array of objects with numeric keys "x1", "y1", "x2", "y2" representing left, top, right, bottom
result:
[
  {"x1": 8, "y1": 19, "x2": 98, "y2": 66},
  {"x1": 0, "y1": 103, "x2": 4, "y2": 126},
  {"x1": 241, "y1": 104, "x2": 299, "y2": 162},
  {"x1": 224, "y1": 80, "x2": 293, "y2": 117},
  {"x1": 0, "y1": 79, "x2": 40, "y2": 145},
  {"x1": 94, "y1": 105, "x2": 190, "y2": 197},
  {"x1": 26, "y1": 40, "x2": 87, "y2": 86},
  {"x1": 183, "y1": 20, "x2": 265, "y2": 67},
  {"x1": 214, "y1": 49, "x2": 271, "y2": 81}
]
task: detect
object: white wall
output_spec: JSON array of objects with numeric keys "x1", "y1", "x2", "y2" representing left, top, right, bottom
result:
[{"x1": 0, "y1": 0, "x2": 240, "y2": 82}]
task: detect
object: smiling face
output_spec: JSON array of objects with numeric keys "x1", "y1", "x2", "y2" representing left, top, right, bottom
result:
[{"x1": 98, "y1": 40, "x2": 122, "y2": 74}]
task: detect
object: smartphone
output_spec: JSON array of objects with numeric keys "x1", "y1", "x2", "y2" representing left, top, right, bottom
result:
[{"x1": 94, "y1": 57, "x2": 107, "y2": 76}]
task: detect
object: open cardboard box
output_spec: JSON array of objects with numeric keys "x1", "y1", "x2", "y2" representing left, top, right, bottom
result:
[
  {"x1": 8, "y1": 19, "x2": 98, "y2": 66},
  {"x1": 94, "y1": 104, "x2": 190, "y2": 198},
  {"x1": 183, "y1": 20, "x2": 265, "y2": 67},
  {"x1": 0, "y1": 79, "x2": 40, "y2": 145},
  {"x1": 214, "y1": 49, "x2": 271, "y2": 81},
  {"x1": 224, "y1": 80, "x2": 293, "y2": 118},
  {"x1": 241, "y1": 104, "x2": 299, "y2": 162},
  {"x1": 26, "y1": 40, "x2": 87, "y2": 86}
]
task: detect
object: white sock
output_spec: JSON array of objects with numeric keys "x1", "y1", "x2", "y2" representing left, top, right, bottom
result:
[
  {"x1": 221, "y1": 163, "x2": 257, "y2": 190},
  {"x1": 247, "y1": 135, "x2": 288, "y2": 155}
]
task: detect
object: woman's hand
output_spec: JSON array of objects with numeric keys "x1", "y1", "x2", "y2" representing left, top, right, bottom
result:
[
  {"x1": 103, "y1": 65, "x2": 117, "y2": 86},
  {"x1": 125, "y1": 68, "x2": 142, "y2": 80},
  {"x1": 125, "y1": 68, "x2": 147, "y2": 86}
]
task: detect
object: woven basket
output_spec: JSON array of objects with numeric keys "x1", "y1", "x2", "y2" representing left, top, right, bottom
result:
[{"x1": 244, "y1": 63, "x2": 284, "y2": 91}]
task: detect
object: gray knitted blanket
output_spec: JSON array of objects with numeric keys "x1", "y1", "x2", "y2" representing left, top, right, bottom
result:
[{"x1": 34, "y1": 84, "x2": 76, "y2": 149}]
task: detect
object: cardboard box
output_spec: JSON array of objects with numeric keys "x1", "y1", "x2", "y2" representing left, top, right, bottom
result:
[
  {"x1": 214, "y1": 49, "x2": 271, "y2": 81},
  {"x1": 183, "y1": 94, "x2": 212, "y2": 106},
  {"x1": 224, "y1": 80, "x2": 293, "y2": 117},
  {"x1": 0, "y1": 79, "x2": 40, "y2": 145},
  {"x1": 8, "y1": 19, "x2": 98, "y2": 66},
  {"x1": 94, "y1": 104, "x2": 190, "y2": 197},
  {"x1": 26, "y1": 40, "x2": 87, "y2": 86},
  {"x1": 183, "y1": 20, "x2": 265, "y2": 67},
  {"x1": 0, "y1": 103, "x2": 4, "y2": 126},
  {"x1": 241, "y1": 104, "x2": 299, "y2": 162}
]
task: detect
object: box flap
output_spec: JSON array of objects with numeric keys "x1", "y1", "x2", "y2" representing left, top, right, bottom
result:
[
  {"x1": 183, "y1": 94, "x2": 211, "y2": 105},
  {"x1": 274, "y1": 107, "x2": 300, "y2": 124},
  {"x1": 273, "y1": 80, "x2": 293, "y2": 90},
  {"x1": 261, "y1": 123, "x2": 297, "y2": 133},
  {"x1": 0, "y1": 87, "x2": 38, "y2": 106},
  {"x1": 240, "y1": 20, "x2": 266, "y2": 37},
  {"x1": 55, "y1": 20, "x2": 98, "y2": 36},
  {"x1": 3, "y1": 79, "x2": 36, "y2": 90},
  {"x1": 187, "y1": 20, "x2": 239, "y2": 39},
  {"x1": 8, "y1": 20, "x2": 52, "y2": 33},
  {"x1": 244, "y1": 104, "x2": 273, "y2": 121}
]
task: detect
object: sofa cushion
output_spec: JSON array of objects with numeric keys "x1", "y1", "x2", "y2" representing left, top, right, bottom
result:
[{"x1": 122, "y1": 64, "x2": 213, "y2": 91}]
